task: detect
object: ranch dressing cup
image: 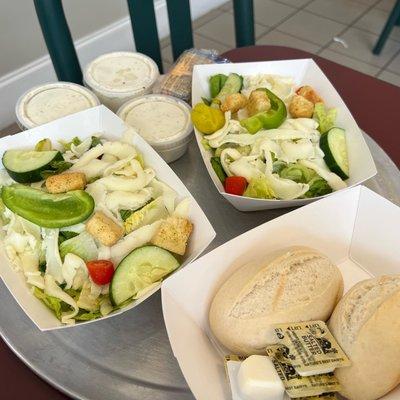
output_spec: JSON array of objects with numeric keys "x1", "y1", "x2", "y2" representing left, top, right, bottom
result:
[
  {"x1": 16, "y1": 82, "x2": 100, "y2": 130},
  {"x1": 84, "y1": 52, "x2": 159, "y2": 112},
  {"x1": 117, "y1": 94, "x2": 192, "y2": 163}
]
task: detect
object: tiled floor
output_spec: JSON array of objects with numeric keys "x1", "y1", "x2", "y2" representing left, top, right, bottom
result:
[
  {"x1": 161, "y1": 0, "x2": 400, "y2": 87},
  {"x1": 2, "y1": 0, "x2": 400, "y2": 136}
]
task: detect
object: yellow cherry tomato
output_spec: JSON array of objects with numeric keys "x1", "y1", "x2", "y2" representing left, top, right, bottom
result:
[{"x1": 191, "y1": 103, "x2": 225, "y2": 134}]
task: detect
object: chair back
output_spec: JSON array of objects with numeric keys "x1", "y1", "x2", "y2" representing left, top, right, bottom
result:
[{"x1": 33, "y1": 0, "x2": 254, "y2": 82}]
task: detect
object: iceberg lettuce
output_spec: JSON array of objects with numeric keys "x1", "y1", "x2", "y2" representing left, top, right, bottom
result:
[
  {"x1": 59, "y1": 231, "x2": 98, "y2": 262},
  {"x1": 243, "y1": 177, "x2": 275, "y2": 199},
  {"x1": 313, "y1": 102, "x2": 337, "y2": 133}
]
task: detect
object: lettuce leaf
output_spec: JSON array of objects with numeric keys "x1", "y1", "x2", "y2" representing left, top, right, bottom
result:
[
  {"x1": 40, "y1": 160, "x2": 73, "y2": 179},
  {"x1": 59, "y1": 231, "x2": 98, "y2": 262},
  {"x1": 313, "y1": 102, "x2": 337, "y2": 133},
  {"x1": 243, "y1": 177, "x2": 275, "y2": 199},
  {"x1": 279, "y1": 163, "x2": 316, "y2": 184},
  {"x1": 59, "y1": 137, "x2": 82, "y2": 151},
  {"x1": 304, "y1": 177, "x2": 332, "y2": 198},
  {"x1": 75, "y1": 310, "x2": 102, "y2": 321},
  {"x1": 33, "y1": 286, "x2": 63, "y2": 320}
]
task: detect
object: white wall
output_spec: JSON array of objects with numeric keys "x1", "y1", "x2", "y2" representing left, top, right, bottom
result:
[{"x1": 0, "y1": 0, "x2": 227, "y2": 129}]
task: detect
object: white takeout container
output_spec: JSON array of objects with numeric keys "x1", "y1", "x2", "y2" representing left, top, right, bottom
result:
[
  {"x1": 0, "y1": 105, "x2": 215, "y2": 331},
  {"x1": 162, "y1": 186, "x2": 400, "y2": 400},
  {"x1": 192, "y1": 59, "x2": 377, "y2": 211}
]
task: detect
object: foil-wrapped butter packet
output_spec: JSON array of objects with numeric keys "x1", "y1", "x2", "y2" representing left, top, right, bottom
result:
[
  {"x1": 272, "y1": 321, "x2": 351, "y2": 377},
  {"x1": 265, "y1": 345, "x2": 341, "y2": 398}
]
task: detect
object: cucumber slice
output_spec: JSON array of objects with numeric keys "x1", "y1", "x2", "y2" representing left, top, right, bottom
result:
[
  {"x1": 320, "y1": 127, "x2": 349, "y2": 180},
  {"x1": 1, "y1": 184, "x2": 94, "y2": 228},
  {"x1": 215, "y1": 73, "x2": 243, "y2": 103},
  {"x1": 2, "y1": 149, "x2": 63, "y2": 183},
  {"x1": 110, "y1": 245, "x2": 180, "y2": 306}
]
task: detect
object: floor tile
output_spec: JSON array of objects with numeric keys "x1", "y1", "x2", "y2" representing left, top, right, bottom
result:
[
  {"x1": 378, "y1": 69, "x2": 400, "y2": 85},
  {"x1": 196, "y1": 12, "x2": 269, "y2": 47},
  {"x1": 252, "y1": 0, "x2": 296, "y2": 27},
  {"x1": 278, "y1": 10, "x2": 346, "y2": 45},
  {"x1": 376, "y1": 0, "x2": 396, "y2": 11},
  {"x1": 275, "y1": 0, "x2": 311, "y2": 8},
  {"x1": 257, "y1": 29, "x2": 321, "y2": 53},
  {"x1": 319, "y1": 49, "x2": 380, "y2": 75},
  {"x1": 327, "y1": 27, "x2": 400, "y2": 67},
  {"x1": 350, "y1": 0, "x2": 379, "y2": 5},
  {"x1": 386, "y1": 51, "x2": 400, "y2": 72},
  {"x1": 355, "y1": 7, "x2": 400, "y2": 41},
  {"x1": 219, "y1": 0, "x2": 232, "y2": 11},
  {"x1": 0, "y1": 123, "x2": 19, "y2": 137},
  {"x1": 306, "y1": 0, "x2": 369, "y2": 24},
  {"x1": 193, "y1": 8, "x2": 223, "y2": 30},
  {"x1": 161, "y1": 33, "x2": 231, "y2": 64}
]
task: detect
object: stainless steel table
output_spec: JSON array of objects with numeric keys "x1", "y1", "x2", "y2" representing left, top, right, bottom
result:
[{"x1": 1, "y1": 132, "x2": 399, "y2": 400}]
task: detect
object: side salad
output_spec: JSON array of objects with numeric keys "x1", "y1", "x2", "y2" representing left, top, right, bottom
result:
[
  {"x1": 191, "y1": 73, "x2": 349, "y2": 200},
  {"x1": 0, "y1": 131, "x2": 193, "y2": 324}
]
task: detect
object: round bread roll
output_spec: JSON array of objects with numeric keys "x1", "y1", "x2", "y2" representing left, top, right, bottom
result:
[
  {"x1": 209, "y1": 247, "x2": 343, "y2": 355},
  {"x1": 328, "y1": 275, "x2": 400, "y2": 400}
]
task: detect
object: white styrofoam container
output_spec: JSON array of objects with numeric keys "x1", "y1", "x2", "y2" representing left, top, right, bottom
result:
[
  {"x1": 0, "y1": 105, "x2": 216, "y2": 331},
  {"x1": 192, "y1": 59, "x2": 377, "y2": 211},
  {"x1": 162, "y1": 186, "x2": 400, "y2": 400}
]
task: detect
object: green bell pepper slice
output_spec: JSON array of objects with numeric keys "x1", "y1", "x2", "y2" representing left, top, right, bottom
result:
[
  {"x1": 210, "y1": 157, "x2": 227, "y2": 183},
  {"x1": 240, "y1": 88, "x2": 287, "y2": 134},
  {"x1": 1, "y1": 184, "x2": 94, "y2": 228}
]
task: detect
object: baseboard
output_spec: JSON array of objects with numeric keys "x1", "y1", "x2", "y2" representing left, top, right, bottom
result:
[{"x1": 0, "y1": 0, "x2": 226, "y2": 129}]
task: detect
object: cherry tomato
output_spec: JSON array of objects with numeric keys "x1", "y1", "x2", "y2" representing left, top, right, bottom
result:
[
  {"x1": 224, "y1": 176, "x2": 247, "y2": 196},
  {"x1": 86, "y1": 260, "x2": 114, "y2": 285}
]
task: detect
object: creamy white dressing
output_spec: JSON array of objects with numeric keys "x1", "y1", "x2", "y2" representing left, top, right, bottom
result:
[
  {"x1": 17, "y1": 83, "x2": 99, "y2": 128},
  {"x1": 118, "y1": 95, "x2": 192, "y2": 144},
  {"x1": 85, "y1": 52, "x2": 159, "y2": 93}
]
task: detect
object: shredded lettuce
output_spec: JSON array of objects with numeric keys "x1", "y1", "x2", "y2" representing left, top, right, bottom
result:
[
  {"x1": 313, "y1": 102, "x2": 337, "y2": 133},
  {"x1": 201, "y1": 138, "x2": 212, "y2": 152},
  {"x1": 42, "y1": 229, "x2": 64, "y2": 284},
  {"x1": 279, "y1": 163, "x2": 316, "y2": 184},
  {"x1": 33, "y1": 287, "x2": 63, "y2": 319},
  {"x1": 40, "y1": 160, "x2": 73, "y2": 180},
  {"x1": 90, "y1": 136, "x2": 102, "y2": 148},
  {"x1": 243, "y1": 177, "x2": 275, "y2": 199},
  {"x1": 59, "y1": 231, "x2": 98, "y2": 261},
  {"x1": 304, "y1": 177, "x2": 332, "y2": 198},
  {"x1": 75, "y1": 311, "x2": 102, "y2": 321},
  {"x1": 59, "y1": 137, "x2": 82, "y2": 151},
  {"x1": 58, "y1": 231, "x2": 79, "y2": 245}
]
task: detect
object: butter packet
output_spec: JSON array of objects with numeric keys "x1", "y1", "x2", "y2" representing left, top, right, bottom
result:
[
  {"x1": 273, "y1": 321, "x2": 351, "y2": 376},
  {"x1": 265, "y1": 345, "x2": 341, "y2": 398}
]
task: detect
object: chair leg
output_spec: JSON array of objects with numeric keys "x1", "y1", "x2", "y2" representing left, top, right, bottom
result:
[
  {"x1": 233, "y1": 0, "x2": 255, "y2": 48},
  {"x1": 373, "y1": 0, "x2": 400, "y2": 55}
]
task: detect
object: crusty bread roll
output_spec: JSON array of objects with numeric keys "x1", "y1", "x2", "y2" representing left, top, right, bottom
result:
[
  {"x1": 328, "y1": 275, "x2": 400, "y2": 400},
  {"x1": 209, "y1": 247, "x2": 343, "y2": 355}
]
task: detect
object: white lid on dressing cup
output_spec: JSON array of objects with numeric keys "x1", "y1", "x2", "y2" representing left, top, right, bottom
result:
[
  {"x1": 117, "y1": 94, "x2": 193, "y2": 163},
  {"x1": 16, "y1": 82, "x2": 100, "y2": 130},
  {"x1": 83, "y1": 52, "x2": 159, "y2": 112}
]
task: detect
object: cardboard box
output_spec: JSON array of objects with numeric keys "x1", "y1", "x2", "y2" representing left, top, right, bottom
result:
[
  {"x1": 162, "y1": 186, "x2": 400, "y2": 399},
  {"x1": 0, "y1": 105, "x2": 216, "y2": 330},
  {"x1": 192, "y1": 59, "x2": 377, "y2": 211}
]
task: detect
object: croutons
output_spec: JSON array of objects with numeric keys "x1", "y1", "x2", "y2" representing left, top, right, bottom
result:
[
  {"x1": 46, "y1": 172, "x2": 86, "y2": 194},
  {"x1": 289, "y1": 94, "x2": 314, "y2": 118},
  {"x1": 150, "y1": 216, "x2": 193, "y2": 256},
  {"x1": 296, "y1": 85, "x2": 323, "y2": 104},
  {"x1": 221, "y1": 93, "x2": 247, "y2": 113},
  {"x1": 86, "y1": 211, "x2": 124, "y2": 246},
  {"x1": 247, "y1": 90, "x2": 271, "y2": 116}
]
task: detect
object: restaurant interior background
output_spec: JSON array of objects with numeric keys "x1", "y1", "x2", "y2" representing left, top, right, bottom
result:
[{"x1": 1, "y1": 0, "x2": 400, "y2": 135}]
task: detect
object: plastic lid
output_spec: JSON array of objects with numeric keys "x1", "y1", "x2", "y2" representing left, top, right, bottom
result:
[
  {"x1": 84, "y1": 52, "x2": 159, "y2": 96},
  {"x1": 16, "y1": 82, "x2": 100, "y2": 129},
  {"x1": 117, "y1": 94, "x2": 193, "y2": 150}
]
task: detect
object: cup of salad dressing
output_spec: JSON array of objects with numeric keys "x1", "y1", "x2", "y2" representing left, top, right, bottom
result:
[
  {"x1": 84, "y1": 52, "x2": 159, "y2": 112},
  {"x1": 117, "y1": 94, "x2": 193, "y2": 163},
  {"x1": 16, "y1": 82, "x2": 100, "y2": 130}
]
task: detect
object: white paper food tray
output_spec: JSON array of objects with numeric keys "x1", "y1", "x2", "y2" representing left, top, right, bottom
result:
[
  {"x1": 162, "y1": 186, "x2": 400, "y2": 400},
  {"x1": 0, "y1": 105, "x2": 216, "y2": 330},
  {"x1": 192, "y1": 59, "x2": 377, "y2": 211}
]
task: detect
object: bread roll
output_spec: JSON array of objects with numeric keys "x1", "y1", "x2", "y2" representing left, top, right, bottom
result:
[
  {"x1": 328, "y1": 275, "x2": 400, "y2": 400},
  {"x1": 209, "y1": 247, "x2": 343, "y2": 355}
]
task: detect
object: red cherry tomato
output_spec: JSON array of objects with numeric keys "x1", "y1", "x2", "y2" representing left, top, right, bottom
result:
[
  {"x1": 86, "y1": 260, "x2": 114, "y2": 285},
  {"x1": 224, "y1": 176, "x2": 247, "y2": 196}
]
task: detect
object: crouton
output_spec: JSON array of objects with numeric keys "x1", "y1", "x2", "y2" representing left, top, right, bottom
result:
[
  {"x1": 247, "y1": 90, "x2": 271, "y2": 116},
  {"x1": 289, "y1": 94, "x2": 314, "y2": 118},
  {"x1": 86, "y1": 211, "x2": 124, "y2": 246},
  {"x1": 46, "y1": 172, "x2": 86, "y2": 194},
  {"x1": 150, "y1": 216, "x2": 193, "y2": 256},
  {"x1": 221, "y1": 93, "x2": 247, "y2": 113},
  {"x1": 296, "y1": 85, "x2": 324, "y2": 104}
]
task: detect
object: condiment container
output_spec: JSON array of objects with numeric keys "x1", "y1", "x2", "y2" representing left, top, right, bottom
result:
[
  {"x1": 84, "y1": 52, "x2": 159, "y2": 112},
  {"x1": 16, "y1": 82, "x2": 100, "y2": 130},
  {"x1": 117, "y1": 94, "x2": 192, "y2": 163}
]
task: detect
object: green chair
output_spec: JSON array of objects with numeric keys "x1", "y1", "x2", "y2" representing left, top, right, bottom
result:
[
  {"x1": 373, "y1": 0, "x2": 400, "y2": 55},
  {"x1": 33, "y1": 0, "x2": 255, "y2": 83}
]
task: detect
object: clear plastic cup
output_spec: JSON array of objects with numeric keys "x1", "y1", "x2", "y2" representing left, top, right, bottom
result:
[
  {"x1": 117, "y1": 94, "x2": 193, "y2": 163},
  {"x1": 84, "y1": 52, "x2": 159, "y2": 112},
  {"x1": 16, "y1": 82, "x2": 100, "y2": 130}
]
